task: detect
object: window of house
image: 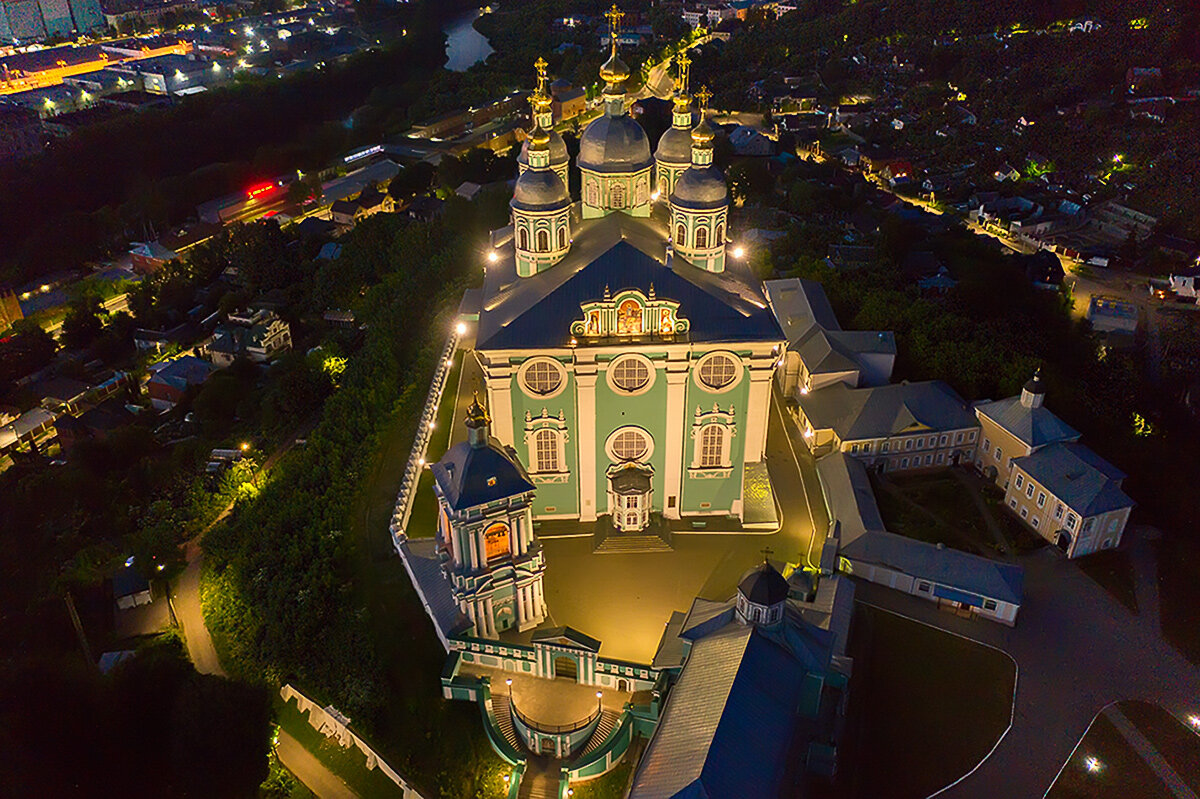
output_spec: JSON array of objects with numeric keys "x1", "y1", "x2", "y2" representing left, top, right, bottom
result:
[
  {"x1": 901, "y1": 457, "x2": 909, "y2": 468},
  {"x1": 925, "y1": 454, "x2": 933, "y2": 465},
  {"x1": 905, "y1": 440, "x2": 913, "y2": 450},
  {"x1": 1026, "y1": 484, "x2": 1035, "y2": 499},
  {"x1": 537, "y1": 229, "x2": 549, "y2": 251},
  {"x1": 610, "y1": 356, "x2": 650, "y2": 392},
  {"x1": 850, "y1": 444, "x2": 858, "y2": 453},
  {"x1": 937, "y1": 453, "x2": 944, "y2": 464},
  {"x1": 557, "y1": 227, "x2": 567, "y2": 249},
  {"x1": 1108, "y1": 517, "x2": 1120, "y2": 533},
  {"x1": 610, "y1": 428, "x2": 651, "y2": 461},
  {"x1": 863, "y1": 442, "x2": 872, "y2": 453},
  {"x1": 1083, "y1": 518, "x2": 1095, "y2": 533},
  {"x1": 1015, "y1": 474, "x2": 1024, "y2": 489},
  {"x1": 1007, "y1": 457, "x2": 1014, "y2": 470},
  {"x1": 1032, "y1": 517, "x2": 1040, "y2": 528},
  {"x1": 1066, "y1": 513, "x2": 1077, "y2": 529},
  {"x1": 955, "y1": 432, "x2": 964, "y2": 444},
  {"x1": 917, "y1": 582, "x2": 931, "y2": 593},
  {"x1": 699, "y1": 425, "x2": 725, "y2": 468},
  {"x1": 1055, "y1": 503, "x2": 1064, "y2": 520},
  {"x1": 1037, "y1": 492, "x2": 1046, "y2": 508},
  {"x1": 518, "y1": 227, "x2": 529, "y2": 249},
  {"x1": 534, "y1": 429, "x2": 560, "y2": 472},
  {"x1": 882, "y1": 442, "x2": 889, "y2": 453},
  {"x1": 676, "y1": 223, "x2": 686, "y2": 243},
  {"x1": 1009, "y1": 498, "x2": 1018, "y2": 509},
  {"x1": 968, "y1": 430, "x2": 977, "y2": 441},
  {"x1": 983, "y1": 599, "x2": 997, "y2": 611},
  {"x1": 1020, "y1": 506, "x2": 1028, "y2": 518},
  {"x1": 696, "y1": 227, "x2": 708, "y2": 248},
  {"x1": 984, "y1": 438, "x2": 991, "y2": 452},
  {"x1": 715, "y1": 223, "x2": 724, "y2": 244},
  {"x1": 698, "y1": 353, "x2": 738, "y2": 389},
  {"x1": 994, "y1": 446, "x2": 1002, "y2": 460},
  {"x1": 916, "y1": 437, "x2": 924, "y2": 448},
  {"x1": 611, "y1": 183, "x2": 626, "y2": 208},
  {"x1": 1102, "y1": 539, "x2": 1113, "y2": 549},
  {"x1": 940, "y1": 434, "x2": 948, "y2": 446}
]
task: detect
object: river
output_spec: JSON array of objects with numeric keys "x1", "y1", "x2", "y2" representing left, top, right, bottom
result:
[{"x1": 443, "y1": 9, "x2": 494, "y2": 72}]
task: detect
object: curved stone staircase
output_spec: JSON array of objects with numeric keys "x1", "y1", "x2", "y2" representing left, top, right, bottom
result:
[
  {"x1": 579, "y1": 709, "x2": 621, "y2": 757},
  {"x1": 491, "y1": 694, "x2": 523, "y2": 752}
]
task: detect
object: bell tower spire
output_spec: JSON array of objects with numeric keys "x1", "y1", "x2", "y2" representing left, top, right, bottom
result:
[{"x1": 599, "y1": 4, "x2": 630, "y2": 115}]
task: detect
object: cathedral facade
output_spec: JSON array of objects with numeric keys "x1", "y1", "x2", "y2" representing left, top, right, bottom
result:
[{"x1": 464, "y1": 23, "x2": 784, "y2": 537}]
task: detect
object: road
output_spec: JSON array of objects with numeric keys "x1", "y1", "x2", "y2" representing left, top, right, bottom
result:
[
  {"x1": 629, "y1": 35, "x2": 715, "y2": 103},
  {"x1": 170, "y1": 418, "x2": 355, "y2": 798}
]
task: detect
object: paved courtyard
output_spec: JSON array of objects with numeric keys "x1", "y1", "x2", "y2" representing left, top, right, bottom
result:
[{"x1": 459, "y1": 663, "x2": 630, "y2": 724}]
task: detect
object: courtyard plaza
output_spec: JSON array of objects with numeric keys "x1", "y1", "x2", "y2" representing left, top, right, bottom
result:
[{"x1": 437, "y1": 349, "x2": 827, "y2": 663}]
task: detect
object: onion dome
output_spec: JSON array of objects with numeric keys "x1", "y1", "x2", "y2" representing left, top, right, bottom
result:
[
  {"x1": 600, "y1": 49, "x2": 630, "y2": 86},
  {"x1": 739, "y1": 561, "x2": 789, "y2": 606},
  {"x1": 579, "y1": 114, "x2": 653, "y2": 173},
  {"x1": 511, "y1": 164, "x2": 570, "y2": 212},
  {"x1": 655, "y1": 125, "x2": 694, "y2": 166},
  {"x1": 691, "y1": 116, "x2": 715, "y2": 146},
  {"x1": 518, "y1": 129, "x2": 569, "y2": 172},
  {"x1": 671, "y1": 163, "x2": 727, "y2": 209}
]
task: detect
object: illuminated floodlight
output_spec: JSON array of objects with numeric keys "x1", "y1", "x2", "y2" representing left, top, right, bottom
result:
[
  {"x1": 125, "y1": 556, "x2": 135, "y2": 567},
  {"x1": 455, "y1": 322, "x2": 468, "y2": 336},
  {"x1": 1084, "y1": 756, "x2": 1103, "y2": 774},
  {"x1": 1187, "y1": 714, "x2": 1200, "y2": 731},
  {"x1": 803, "y1": 429, "x2": 813, "y2": 439},
  {"x1": 418, "y1": 457, "x2": 425, "y2": 466},
  {"x1": 732, "y1": 246, "x2": 745, "y2": 258},
  {"x1": 486, "y1": 250, "x2": 499, "y2": 263},
  {"x1": 650, "y1": 190, "x2": 661, "y2": 201}
]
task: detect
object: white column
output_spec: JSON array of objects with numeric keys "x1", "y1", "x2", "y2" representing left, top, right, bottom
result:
[
  {"x1": 663, "y1": 356, "x2": 689, "y2": 520},
  {"x1": 743, "y1": 356, "x2": 774, "y2": 463},
  {"x1": 483, "y1": 597, "x2": 496, "y2": 638},
  {"x1": 475, "y1": 527, "x2": 486, "y2": 568},
  {"x1": 515, "y1": 586, "x2": 528, "y2": 630},
  {"x1": 485, "y1": 369, "x2": 515, "y2": 446},
  {"x1": 576, "y1": 363, "x2": 599, "y2": 522},
  {"x1": 534, "y1": 578, "x2": 546, "y2": 618}
]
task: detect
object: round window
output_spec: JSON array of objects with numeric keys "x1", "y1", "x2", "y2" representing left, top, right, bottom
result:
[
  {"x1": 610, "y1": 356, "x2": 650, "y2": 392},
  {"x1": 698, "y1": 353, "x2": 738, "y2": 389},
  {"x1": 522, "y1": 359, "x2": 563, "y2": 396},
  {"x1": 611, "y1": 429, "x2": 650, "y2": 461}
]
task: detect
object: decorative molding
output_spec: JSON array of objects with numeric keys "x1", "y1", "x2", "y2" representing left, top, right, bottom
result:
[{"x1": 570, "y1": 288, "x2": 689, "y2": 342}]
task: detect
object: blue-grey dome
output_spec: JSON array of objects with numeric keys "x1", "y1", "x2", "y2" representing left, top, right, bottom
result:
[
  {"x1": 739, "y1": 561, "x2": 789, "y2": 606},
  {"x1": 518, "y1": 130, "x2": 569, "y2": 171},
  {"x1": 579, "y1": 113, "x2": 653, "y2": 174},
  {"x1": 670, "y1": 164, "x2": 727, "y2": 210},
  {"x1": 655, "y1": 126, "x2": 693, "y2": 165},
  {"x1": 511, "y1": 168, "x2": 569, "y2": 212}
]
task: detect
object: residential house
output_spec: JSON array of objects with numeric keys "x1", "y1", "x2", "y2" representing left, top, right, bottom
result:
[
  {"x1": 974, "y1": 371, "x2": 1081, "y2": 489},
  {"x1": 764, "y1": 279, "x2": 895, "y2": 398},
  {"x1": 133, "y1": 322, "x2": 193, "y2": 354},
  {"x1": 549, "y1": 80, "x2": 586, "y2": 121},
  {"x1": 206, "y1": 308, "x2": 291, "y2": 367},
  {"x1": 54, "y1": 399, "x2": 135, "y2": 450},
  {"x1": 1087, "y1": 295, "x2": 1138, "y2": 335},
  {"x1": 113, "y1": 565, "x2": 152, "y2": 610},
  {"x1": 129, "y1": 241, "x2": 179, "y2": 275},
  {"x1": 796, "y1": 380, "x2": 979, "y2": 470},
  {"x1": 146, "y1": 355, "x2": 213, "y2": 410},
  {"x1": 728, "y1": 125, "x2": 774, "y2": 156},
  {"x1": 824, "y1": 245, "x2": 875, "y2": 272},
  {"x1": 0, "y1": 406, "x2": 57, "y2": 455},
  {"x1": 1006, "y1": 443, "x2": 1134, "y2": 558},
  {"x1": 817, "y1": 451, "x2": 1023, "y2": 624},
  {"x1": 1018, "y1": 250, "x2": 1065, "y2": 289}
]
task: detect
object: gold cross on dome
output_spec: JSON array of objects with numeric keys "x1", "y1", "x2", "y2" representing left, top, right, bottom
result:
[
  {"x1": 605, "y1": 4, "x2": 624, "y2": 37},
  {"x1": 696, "y1": 85, "x2": 712, "y2": 109},
  {"x1": 675, "y1": 51, "x2": 690, "y2": 93},
  {"x1": 534, "y1": 56, "x2": 548, "y2": 92}
]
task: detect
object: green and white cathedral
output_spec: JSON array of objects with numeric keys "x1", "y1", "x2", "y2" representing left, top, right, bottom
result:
[{"x1": 454, "y1": 30, "x2": 784, "y2": 558}]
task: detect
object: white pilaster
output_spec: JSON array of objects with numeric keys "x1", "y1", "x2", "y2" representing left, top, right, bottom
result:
[
  {"x1": 663, "y1": 358, "x2": 689, "y2": 519},
  {"x1": 483, "y1": 597, "x2": 496, "y2": 638},
  {"x1": 515, "y1": 586, "x2": 528, "y2": 630},
  {"x1": 576, "y1": 363, "x2": 599, "y2": 522},
  {"x1": 485, "y1": 371, "x2": 515, "y2": 446},
  {"x1": 743, "y1": 358, "x2": 774, "y2": 463}
]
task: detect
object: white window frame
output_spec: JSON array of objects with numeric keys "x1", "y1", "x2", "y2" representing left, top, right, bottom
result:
[
  {"x1": 518, "y1": 357, "x2": 568, "y2": 399},
  {"x1": 606, "y1": 353, "x2": 656, "y2": 396},
  {"x1": 694, "y1": 350, "x2": 743, "y2": 393},
  {"x1": 606, "y1": 426, "x2": 654, "y2": 462}
]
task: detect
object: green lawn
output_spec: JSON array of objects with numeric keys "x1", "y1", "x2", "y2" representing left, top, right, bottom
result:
[
  {"x1": 405, "y1": 348, "x2": 464, "y2": 539},
  {"x1": 571, "y1": 762, "x2": 633, "y2": 799},
  {"x1": 275, "y1": 698, "x2": 406, "y2": 799},
  {"x1": 1075, "y1": 548, "x2": 1139, "y2": 614},
  {"x1": 871, "y1": 472, "x2": 994, "y2": 556},
  {"x1": 839, "y1": 604, "x2": 1015, "y2": 799},
  {"x1": 1045, "y1": 713, "x2": 1173, "y2": 799},
  {"x1": 1159, "y1": 535, "x2": 1200, "y2": 667}
]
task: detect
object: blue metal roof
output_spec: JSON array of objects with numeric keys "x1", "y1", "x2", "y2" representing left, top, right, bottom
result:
[
  {"x1": 476, "y1": 214, "x2": 784, "y2": 351},
  {"x1": 1013, "y1": 442, "x2": 1134, "y2": 516},
  {"x1": 431, "y1": 438, "x2": 535, "y2": 512}
]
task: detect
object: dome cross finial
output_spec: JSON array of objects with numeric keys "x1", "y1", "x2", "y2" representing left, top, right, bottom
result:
[
  {"x1": 605, "y1": 4, "x2": 625, "y2": 43},
  {"x1": 696, "y1": 85, "x2": 712, "y2": 110},
  {"x1": 675, "y1": 51, "x2": 691, "y2": 96}
]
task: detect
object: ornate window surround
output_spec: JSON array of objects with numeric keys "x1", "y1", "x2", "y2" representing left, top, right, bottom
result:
[
  {"x1": 605, "y1": 352, "x2": 657, "y2": 396},
  {"x1": 523, "y1": 409, "x2": 570, "y2": 483},
  {"x1": 688, "y1": 404, "x2": 736, "y2": 477},
  {"x1": 571, "y1": 288, "x2": 690, "y2": 343}
]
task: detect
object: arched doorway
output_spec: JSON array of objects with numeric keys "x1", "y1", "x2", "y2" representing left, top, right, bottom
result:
[
  {"x1": 1056, "y1": 531, "x2": 1072, "y2": 554},
  {"x1": 617, "y1": 678, "x2": 629, "y2": 692},
  {"x1": 554, "y1": 656, "x2": 578, "y2": 681}
]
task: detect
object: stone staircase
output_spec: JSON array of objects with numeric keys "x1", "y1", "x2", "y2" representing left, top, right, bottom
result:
[
  {"x1": 578, "y1": 709, "x2": 621, "y2": 757},
  {"x1": 593, "y1": 533, "x2": 674, "y2": 554},
  {"x1": 491, "y1": 694, "x2": 523, "y2": 752},
  {"x1": 518, "y1": 756, "x2": 561, "y2": 799}
]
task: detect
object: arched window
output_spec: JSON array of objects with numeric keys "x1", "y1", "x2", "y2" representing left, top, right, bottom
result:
[
  {"x1": 518, "y1": 227, "x2": 529, "y2": 250},
  {"x1": 715, "y1": 223, "x2": 724, "y2": 245},
  {"x1": 557, "y1": 226, "x2": 567, "y2": 249},
  {"x1": 587, "y1": 181, "x2": 599, "y2": 207},
  {"x1": 534, "y1": 428, "x2": 560, "y2": 472},
  {"x1": 676, "y1": 223, "x2": 686, "y2": 244},
  {"x1": 698, "y1": 353, "x2": 738, "y2": 389},
  {"x1": 659, "y1": 176, "x2": 668, "y2": 196},
  {"x1": 611, "y1": 183, "x2": 626, "y2": 208},
  {"x1": 537, "y1": 229, "x2": 549, "y2": 252},
  {"x1": 696, "y1": 227, "x2": 708, "y2": 249},
  {"x1": 611, "y1": 428, "x2": 650, "y2": 461},
  {"x1": 635, "y1": 179, "x2": 647, "y2": 205},
  {"x1": 700, "y1": 425, "x2": 725, "y2": 468}
]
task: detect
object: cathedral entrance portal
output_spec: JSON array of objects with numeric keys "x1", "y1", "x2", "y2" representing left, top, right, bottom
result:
[
  {"x1": 553, "y1": 656, "x2": 578, "y2": 681},
  {"x1": 607, "y1": 462, "x2": 653, "y2": 533}
]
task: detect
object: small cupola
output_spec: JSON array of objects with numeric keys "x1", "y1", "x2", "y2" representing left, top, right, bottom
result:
[
  {"x1": 465, "y1": 392, "x2": 491, "y2": 448},
  {"x1": 1020, "y1": 368, "x2": 1045, "y2": 409},
  {"x1": 736, "y1": 559, "x2": 789, "y2": 626}
]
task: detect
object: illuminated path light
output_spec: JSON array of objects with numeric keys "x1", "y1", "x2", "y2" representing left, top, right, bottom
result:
[
  {"x1": 1084, "y1": 755, "x2": 1103, "y2": 774},
  {"x1": 455, "y1": 321, "x2": 468, "y2": 336}
]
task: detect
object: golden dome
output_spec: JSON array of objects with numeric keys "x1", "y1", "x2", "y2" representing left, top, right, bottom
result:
[
  {"x1": 691, "y1": 117, "x2": 714, "y2": 146},
  {"x1": 600, "y1": 49, "x2": 630, "y2": 85},
  {"x1": 528, "y1": 124, "x2": 551, "y2": 149}
]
